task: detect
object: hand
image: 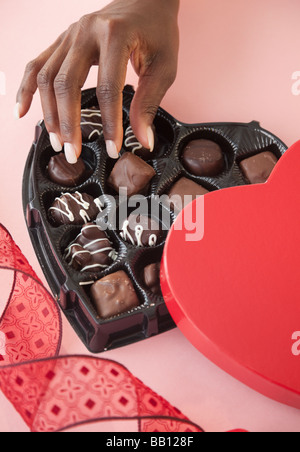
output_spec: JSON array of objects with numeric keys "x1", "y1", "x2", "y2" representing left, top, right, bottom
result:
[{"x1": 16, "y1": 0, "x2": 180, "y2": 163}]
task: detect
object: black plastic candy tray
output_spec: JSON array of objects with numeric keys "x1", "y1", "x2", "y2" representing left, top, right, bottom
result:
[{"x1": 22, "y1": 86, "x2": 287, "y2": 353}]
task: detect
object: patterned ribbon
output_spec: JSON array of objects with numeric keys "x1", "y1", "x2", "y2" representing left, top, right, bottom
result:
[{"x1": 0, "y1": 223, "x2": 203, "y2": 433}]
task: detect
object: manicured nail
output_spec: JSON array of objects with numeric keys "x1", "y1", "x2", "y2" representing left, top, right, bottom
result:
[
  {"x1": 106, "y1": 140, "x2": 119, "y2": 159},
  {"x1": 50, "y1": 133, "x2": 62, "y2": 153},
  {"x1": 14, "y1": 103, "x2": 21, "y2": 120},
  {"x1": 147, "y1": 126, "x2": 155, "y2": 152},
  {"x1": 64, "y1": 143, "x2": 78, "y2": 164}
]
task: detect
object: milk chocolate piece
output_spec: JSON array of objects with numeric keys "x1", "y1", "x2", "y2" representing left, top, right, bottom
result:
[
  {"x1": 120, "y1": 214, "x2": 163, "y2": 247},
  {"x1": 107, "y1": 153, "x2": 156, "y2": 197},
  {"x1": 81, "y1": 107, "x2": 103, "y2": 142},
  {"x1": 182, "y1": 139, "x2": 225, "y2": 177},
  {"x1": 48, "y1": 153, "x2": 87, "y2": 187},
  {"x1": 49, "y1": 192, "x2": 104, "y2": 226},
  {"x1": 167, "y1": 177, "x2": 209, "y2": 213},
  {"x1": 65, "y1": 223, "x2": 117, "y2": 273},
  {"x1": 124, "y1": 125, "x2": 156, "y2": 160},
  {"x1": 143, "y1": 263, "x2": 161, "y2": 295},
  {"x1": 239, "y1": 151, "x2": 278, "y2": 184},
  {"x1": 91, "y1": 270, "x2": 140, "y2": 319}
]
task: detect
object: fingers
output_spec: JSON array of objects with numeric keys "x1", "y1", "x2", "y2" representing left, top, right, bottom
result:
[
  {"x1": 37, "y1": 44, "x2": 72, "y2": 152},
  {"x1": 97, "y1": 37, "x2": 131, "y2": 159},
  {"x1": 38, "y1": 39, "x2": 93, "y2": 161},
  {"x1": 129, "y1": 55, "x2": 178, "y2": 151},
  {"x1": 53, "y1": 47, "x2": 92, "y2": 162},
  {"x1": 22, "y1": 23, "x2": 96, "y2": 163}
]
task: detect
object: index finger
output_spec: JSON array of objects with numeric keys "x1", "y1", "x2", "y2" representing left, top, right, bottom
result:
[{"x1": 97, "y1": 39, "x2": 131, "y2": 159}]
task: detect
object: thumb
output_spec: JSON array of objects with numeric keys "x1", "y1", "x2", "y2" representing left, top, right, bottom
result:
[{"x1": 129, "y1": 58, "x2": 177, "y2": 151}]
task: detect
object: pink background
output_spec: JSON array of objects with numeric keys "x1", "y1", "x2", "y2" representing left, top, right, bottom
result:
[{"x1": 1, "y1": 0, "x2": 300, "y2": 432}]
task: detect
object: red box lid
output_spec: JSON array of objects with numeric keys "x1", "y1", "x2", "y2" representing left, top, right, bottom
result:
[{"x1": 161, "y1": 140, "x2": 300, "y2": 408}]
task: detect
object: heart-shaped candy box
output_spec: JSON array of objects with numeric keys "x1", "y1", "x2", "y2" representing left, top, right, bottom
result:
[{"x1": 161, "y1": 141, "x2": 300, "y2": 408}]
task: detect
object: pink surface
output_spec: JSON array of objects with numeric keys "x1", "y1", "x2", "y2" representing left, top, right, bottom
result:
[{"x1": 1, "y1": 0, "x2": 300, "y2": 432}]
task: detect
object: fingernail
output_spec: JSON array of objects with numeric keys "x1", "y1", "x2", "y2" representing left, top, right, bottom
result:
[
  {"x1": 106, "y1": 140, "x2": 119, "y2": 159},
  {"x1": 64, "y1": 143, "x2": 78, "y2": 164},
  {"x1": 50, "y1": 133, "x2": 62, "y2": 153},
  {"x1": 147, "y1": 126, "x2": 155, "y2": 152},
  {"x1": 14, "y1": 103, "x2": 20, "y2": 120}
]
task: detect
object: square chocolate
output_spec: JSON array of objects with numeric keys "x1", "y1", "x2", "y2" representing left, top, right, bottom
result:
[
  {"x1": 90, "y1": 270, "x2": 140, "y2": 319},
  {"x1": 239, "y1": 151, "x2": 278, "y2": 184},
  {"x1": 107, "y1": 153, "x2": 156, "y2": 197},
  {"x1": 167, "y1": 177, "x2": 209, "y2": 213}
]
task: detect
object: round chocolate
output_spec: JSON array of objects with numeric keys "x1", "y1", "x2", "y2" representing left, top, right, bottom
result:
[
  {"x1": 143, "y1": 263, "x2": 161, "y2": 295},
  {"x1": 91, "y1": 270, "x2": 140, "y2": 319},
  {"x1": 65, "y1": 223, "x2": 117, "y2": 272},
  {"x1": 48, "y1": 153, "x2": 86, "y2": 187},
  {"x1": 81, "y1": 107, "x2": 103, "y2": 142},
  {"x1": 181, "y1": 139, "x2": 225, "y2": 177},
  {"x1": 49, "y1": 192, "x2": 104, "y2": 226},
  {"x1": 120, "y1": 214, "x2": 163, "y2": 247}
]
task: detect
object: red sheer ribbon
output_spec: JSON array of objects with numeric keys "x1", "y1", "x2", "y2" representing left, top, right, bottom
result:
[{"x1": 0, "y1": 223, "x2": 203, "y2": 432}]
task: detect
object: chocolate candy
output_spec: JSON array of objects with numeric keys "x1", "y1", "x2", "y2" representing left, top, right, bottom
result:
[
  {"x1": 65, "y1": 223, "x2": 117, "y2": 273},
  {"x1": 91, "y1": 270, "x2": 140, "y2": 319},
  {"x1": 143, "y1": 263, "x2": 161, "y2": 295},
  {"x1": 49, "y1": 192, "x2": 104, "y2": 226},
  {"x1": 48, "y1": 153, "x2": 87, "y2": 187},
  {"x1": 120, "y1": 214, "x2": 163, "y2": 247},
  {"x1": 239, "y1": 151, "x2": 278, "y2": 184},
  {"x1": 81, "y1": 107, "x2": 103, "y2": 141},
  {"x1": 124, "y1": 125, "x2": 155, "y2": 160},
  {"x1": 181, "y1": 139, "x2": 225, "y2": 177},
  {"x1": 107, "y1": 153, "x2": 156, "y2": 197},
  {"x1": 167, "y1": 177, "x2": 209, "y2": 213}
]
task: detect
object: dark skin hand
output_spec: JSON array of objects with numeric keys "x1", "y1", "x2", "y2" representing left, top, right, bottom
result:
[{"x1": 16, "y1": 0, "x2": 180, "y2": 163}]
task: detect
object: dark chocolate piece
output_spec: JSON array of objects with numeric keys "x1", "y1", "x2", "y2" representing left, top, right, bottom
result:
[
  {"x1": 91, "y1": 270, "x2": 140, "y2": 319},
  {"x1": 120, "y1": 214, "x2": 163, "y2": 247},
  {"x1": 239, "y1": 151, "x2": 278, "y2": 184},
  {"x1": 65, "y1": 223, "x2": 117, "y2": 273},
  {"x1": 167, "y1": 177, "x2": 209, "y2": 213},
  {"x1": 48, "y1": 152, "x2": 86, "y2": 187},
  {"x1": 124, "y1": 125, "x2": 156, "y2": 160},
  {"x1": 49, "y1": 192, "x2": 104, "y2": 226},
  {"x1": 181, "y1": 139, "x2": 225, "y2": 177},
  {"x1": 107, "y1": 153, "x2": 156, "y2": 197},
  {"x1": 143, "y1": 263, "x2": 161, "y2": 295},
  {"x1": 81, "y1": 107, "x2": 103, "y2": 141}
]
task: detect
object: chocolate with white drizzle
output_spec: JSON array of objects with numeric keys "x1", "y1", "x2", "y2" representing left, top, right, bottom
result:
[
  {"x1": 81, "y1": 107, "x2": 103, "y2": 142},
  {"x1": 65, "y1": 223, "x2": 117, "y2": 273},
  {"x1": 120, "y1": 213, "x2": 163, "y2": 247},
  {"x1": 124, "y1": 125, "x2": 155, "y2": 160},
  {"x1": 49, "y1": 192, "x2": 104, "y2": 226}
]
